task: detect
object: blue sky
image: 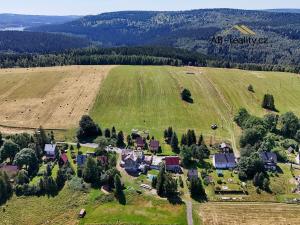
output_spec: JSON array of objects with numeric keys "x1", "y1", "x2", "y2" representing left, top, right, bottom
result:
[{"x1": 1, "y1": 0, "x2": 300, "y2": 15}]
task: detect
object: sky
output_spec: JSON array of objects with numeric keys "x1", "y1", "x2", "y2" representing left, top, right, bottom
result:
[{"x1": 1, "y1": 0, "x2": 300, "y2": 16}]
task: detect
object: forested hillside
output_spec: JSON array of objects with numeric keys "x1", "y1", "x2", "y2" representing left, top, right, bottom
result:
[
  {"x1": 0, "y1": 14, "x2": 79, "y2": 30},
  {"x1": 29, "y1": 9, "x2": 300, "y2": 69},
  {"x1": 0, "y1": 31, "x2": 90, "y2": 53}
]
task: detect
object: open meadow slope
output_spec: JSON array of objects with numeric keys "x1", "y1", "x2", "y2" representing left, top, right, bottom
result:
[
  {"x1": 91, "y1": 66, "x2": 300, "y2": 152},
  {"x1": 0, "y1": 66, "x2": 114, "y2": 132}
]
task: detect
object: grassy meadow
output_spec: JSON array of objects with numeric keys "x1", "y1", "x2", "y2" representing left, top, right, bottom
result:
[{"x1": 91, "y1": 66, "x2": 300, "y2": 153}]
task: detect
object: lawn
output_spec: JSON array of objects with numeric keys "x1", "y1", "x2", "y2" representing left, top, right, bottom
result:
[
  {"x1": 0, "y1": 187, "x2": 86, "y2": 225},
  {"x1": 90, "y1": 66, "x2": 300, "y2": 155},
  {"x1": 80, "y1": 189, "x2": 187, "y2": 225}
]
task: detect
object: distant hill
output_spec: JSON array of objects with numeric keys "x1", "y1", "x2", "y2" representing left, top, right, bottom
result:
[
  {"x1": 29, "y1": 9, "x2": 300, "y2": 68},
  {"x1": 265, "y1": 9, "x2": 300, "y2": 14},
  {"x1": 0, "y1": 14, "x2": 80, "y2": 31},
  {"x1": 0, "y1": 31, "x2": 90, "y2": 53}
]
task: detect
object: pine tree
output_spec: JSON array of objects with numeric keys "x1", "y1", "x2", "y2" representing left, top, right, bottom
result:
[
  {"x1": 156, "y1": 164, "x2": 166, "y2": 196},
  {"x1": 116, "y1": 131, "x2": 125, "y2": 148},
  {"x1": 198, "y1": 134, "x2": 205, "y2": 146},
  {"x1": 181, "y1": 134, "x2": 188, "y2": 146},
  {"x1": 170, "y1": 132, "x2": 179, "y2": 153}
]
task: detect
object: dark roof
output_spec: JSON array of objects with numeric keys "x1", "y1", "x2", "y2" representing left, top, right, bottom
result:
[
  {"x1": 164, "y1": 156, "x2": 180, "y2": 166},
  {"x1": 214, "y1": 153, "x2": 236, "y2": 164},
  {"x1": 136, "y1": 136, "x2": 144, "y2": 146},
  {"x1": 150, "y1": 140, "x2": 159, "y2": 149},
  {"x1": 260, "y1": 152, "x2": 278, "y2": 164}
]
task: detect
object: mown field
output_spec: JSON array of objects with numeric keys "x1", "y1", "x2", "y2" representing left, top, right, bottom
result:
[
  {"x1": 197, "y1": 202, "x2": 300, "y2": 225},
  {"x1": 91, "y1": 66, "x2": 300, "y2": 154},
  {"x1": 0, "y1": 65, "x2": 114, "y2": 133}
]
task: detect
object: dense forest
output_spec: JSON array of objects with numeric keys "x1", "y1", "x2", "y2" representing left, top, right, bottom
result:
[
  {"x1": 29, "y1": 9, "x2": 300, "y2": 69},
  {"x1": 0, "y1": 46, "x2": 299, "y2": 73},
  {"x1": 0, "y1": 31, "x2": 90, "y2": 53}
]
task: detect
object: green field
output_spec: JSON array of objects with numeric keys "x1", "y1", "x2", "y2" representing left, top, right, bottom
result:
[{"x1": 91, "y1": 66, "x2": 300, "y2": 154}]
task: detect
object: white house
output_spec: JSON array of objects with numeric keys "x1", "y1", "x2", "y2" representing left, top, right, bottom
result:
[{"x1": 44, "y1": 144, "x2": 56, "y2": 159}]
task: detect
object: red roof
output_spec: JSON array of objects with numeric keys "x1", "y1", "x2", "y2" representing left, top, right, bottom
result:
[
  {"x1": 164, "y1": 156, "x2": 180, "y2": 166},
  {"x1": 61, "y1": 153, "x2": 68, "y2": 163}
]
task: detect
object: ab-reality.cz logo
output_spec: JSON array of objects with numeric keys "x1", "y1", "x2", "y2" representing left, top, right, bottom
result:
[{"x1": 211, "y1": 24, "x2": 268, "y2": 45}]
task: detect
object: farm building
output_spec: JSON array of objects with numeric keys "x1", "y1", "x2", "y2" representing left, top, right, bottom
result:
[
  {"x1": 149, "y1": 140, "x2": 160, "y2": 152},
  {"x1": 213, "y1": 153, "x2": 236, "y2": 169},
  {"x1": 164, "y1": 156, "x2": 181, "y2": 172},
  {"x1": 44, "y1": 144, "x2": 56, "y2": 159},
  {"x1": 260, "y1": 152, "x2": 277, "y2": 171}
]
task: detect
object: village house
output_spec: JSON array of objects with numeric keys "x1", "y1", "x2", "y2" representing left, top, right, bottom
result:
[
  {"x1": 44, "y1": 144, "x2": 57, "y2": 160},
  {"x1": 164, "y1": 156, "x2": 181, "y2": 172},
  {"x1": 187, "y1": 169, "x2": 198, "y2": 180},
  {"x1": 260, "y1": 152, "x2": 277, "y2": 171},
  {"x1": 213, "y1": 153, "x2": 236, "y2": 169},
  {"x1": 149, "y1": 140, "x2": 160, "y2": 152},
  {"x1": 121, "y1": 149, "x2": 144, "y2": 172},
  {"x1": 135, "y1": 136, "x2": 145, "y2": 149}
]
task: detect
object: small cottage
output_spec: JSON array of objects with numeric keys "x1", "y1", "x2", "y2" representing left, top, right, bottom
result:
[
  {"x1": 149, "y1": 140, "x2": 160, "y2": 152},
  {"x1": 136, "y1": 136, "x2": 144, "y2": 149},
  {"x1": 260, "y1": 152, "x2": 277, "y2": 171}
]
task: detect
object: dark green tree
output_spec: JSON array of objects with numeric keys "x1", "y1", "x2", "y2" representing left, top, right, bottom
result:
[
  {"x1": 0, "y1": 140, "x2": 20, "y2": 162},
  {"x1": 116, "y1": 131, "x2": 125, "y2": 148},
  {"x1": 170, "y1": 132, "x2": 179, "y2": 153}
]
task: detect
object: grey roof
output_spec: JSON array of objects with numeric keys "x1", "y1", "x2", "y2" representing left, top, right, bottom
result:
[
  {"x1": 44, "y1": 144, "x2": 56, "y2": 153},
  {"x1": 214, "y1": 153, "x2": 236, "y2": 164},
  {"x1": 260, "y1": 152, "x2": 277, "y2": 164}
]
